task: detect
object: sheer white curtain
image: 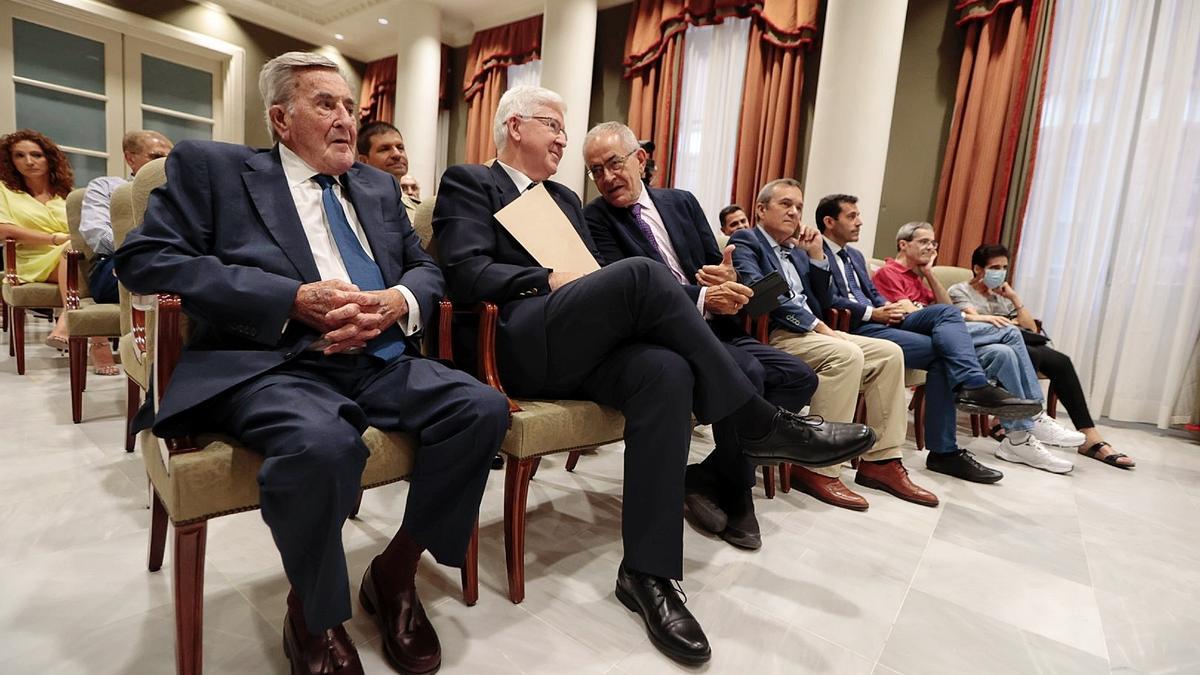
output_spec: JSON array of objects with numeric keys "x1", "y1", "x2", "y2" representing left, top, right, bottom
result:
[
  {"x1": 506, "y1": 60, "x2": 542, "y2": 90},
  {"x1": 672, "y1": 17, "x2": 750, "y2": 234},
  {"x1": 1016, "y1": 0, "x2": 1200, "y2": 428}
]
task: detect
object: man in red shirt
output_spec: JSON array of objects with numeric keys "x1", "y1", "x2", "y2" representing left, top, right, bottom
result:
[{"x1": 871, "y1": 222, "x2": 943, "y2": 307}]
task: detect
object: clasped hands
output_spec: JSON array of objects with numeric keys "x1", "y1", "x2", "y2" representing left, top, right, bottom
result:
[{"x1": 290, "y1": 279, "x2": 408, "y2": 354}]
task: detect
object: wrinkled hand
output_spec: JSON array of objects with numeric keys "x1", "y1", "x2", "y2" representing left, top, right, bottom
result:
[
  {"x1": 291, "y1": 280, "x2": 381, "y2": 333},
  {"x1": 967, "y1": 313, "x2": 1013, "y2": 328},
  {"x1": 697, "y1": 245, "x2": 737, "y2": 286},
  {"x1": 316, "y1": 288, "x2": 409, "y2": 354},
  {"x1": 796, "y1": 225, "x2": 824, "y2": 259},
  {"x1": 549, "y1": 270, "x2": 585, "y2": 291},
  {"x1": 704, "y1": 280, "x2": 754, "y2": 315},
  {"x1": 870, "y1": 302, "x2": 906, "y2": 324}
]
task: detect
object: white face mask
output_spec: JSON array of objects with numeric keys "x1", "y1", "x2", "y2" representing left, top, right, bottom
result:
[{"x1": 982, "y1": 268, "x2": 1007, "y2": 289}]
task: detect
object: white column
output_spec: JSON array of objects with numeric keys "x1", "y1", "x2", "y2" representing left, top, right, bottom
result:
[
  {"x1": 802, "y1": 0, "x2": 908, "y2": 258},
  {"x1": 539, "y1": 0, "x2": 597, "y2": 198},
  {"x1": 391, "y1": 1, "x2": 442, "y2": 198}
]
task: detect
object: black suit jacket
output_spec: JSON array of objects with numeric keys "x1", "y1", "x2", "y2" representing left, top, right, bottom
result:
[
  {"x1": 432, "y1": 161, "x2": 602, "y2": 390},
  {"x1": 115, "y1": 140, "x2": 442, "y2": 435}
]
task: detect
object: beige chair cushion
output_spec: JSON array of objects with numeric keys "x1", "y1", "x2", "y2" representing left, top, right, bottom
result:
[
  {"x1": 501, "y1": 399, "x2": 625, "y2": 460},
  {"x1": 119, "y1": 333, "x2": 149, "y2": 389},
  {"x1": 931, "y1": 265, "x2": 973, "y2": 289},
  {"x1": 904, "y1": 369, "x2": 927, "y2": 388},
  {"x1": 130, "y1": 158, "x2": 166, "y2": 233},
  {"x1": 141, "y1": 426, "x2": 416, "y2": 525},
  {"x1": 3, "y1": 281, "x2": 61, "y2": 308},
  {"x1": 64, "y1": 299, "x2": 120, "y2": 336}
]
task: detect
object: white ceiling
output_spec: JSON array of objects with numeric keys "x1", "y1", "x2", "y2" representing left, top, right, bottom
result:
[{"x1": 204, "y1": 0, "x2": 630, "y2": 62}]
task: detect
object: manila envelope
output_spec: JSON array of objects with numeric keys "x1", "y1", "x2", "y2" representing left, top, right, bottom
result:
[{"x1": 494, "y1": 183, "x2": 600, "y2": 276}]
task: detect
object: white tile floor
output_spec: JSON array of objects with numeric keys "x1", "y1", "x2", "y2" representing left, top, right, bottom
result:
[{"x1": 2, "y1": 321, "x2": 1199, "y2": 675}]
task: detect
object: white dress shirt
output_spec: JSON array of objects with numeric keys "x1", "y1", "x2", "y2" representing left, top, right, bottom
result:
[
  {"x1": 278, "y1": 143, "x2": 420, "y2": 335},
  {"x1": 823, "y1": 236, "x2": 873, "y2": 323}
]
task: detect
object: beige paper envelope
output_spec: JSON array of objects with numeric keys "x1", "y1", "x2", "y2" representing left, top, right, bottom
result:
[{"x1": 494, "y1": 183, "x2": 600, "y2": 276}]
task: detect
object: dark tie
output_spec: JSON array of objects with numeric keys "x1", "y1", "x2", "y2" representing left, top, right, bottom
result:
[
  {"x1": 838, "y1": 249, "x2": 872, "y2": 306},
  {"x1": 312, "y1": 174, "x2": 405, "y2": 361},
  {"x1": 629, "y1": 203, "x2": 665, "y2": 263}
]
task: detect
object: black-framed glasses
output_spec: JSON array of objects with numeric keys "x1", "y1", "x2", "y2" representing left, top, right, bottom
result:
[
  {"x1": 586, "y1": 148, "x2": 639, "y2": 181},
  {"x1": 517, "y1": 114, "x2": 567, "y2": 140}
]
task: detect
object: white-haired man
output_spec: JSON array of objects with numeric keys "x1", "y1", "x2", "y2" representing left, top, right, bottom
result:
[
  {"x1": 116, "y1": 52, "x2": 509, "y2": 675},
  {"x1": 433, "y1": 86, "x2": 874, "y2": 665}
]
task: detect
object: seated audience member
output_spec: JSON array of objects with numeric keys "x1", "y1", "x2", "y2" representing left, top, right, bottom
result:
[
  {"x1": 399, "y1": 174, "x2": 421, "y2": 203},
  {"x1": 875, "y1": 223, "x2": 1073, "y2": 474},
  {"x1": 949, "y1": 244, "x2": 1134, "y2": 468},
  {"x1": 815, "y1": 193, "x2": 1043, "y2": 483},
  {"x1": 115, "y1": 52, "x2": 509, "y2": 675},
  {"x1": 0, "y1": 129, "x2": 118, "y2": 374},
  {"x1": 81, "y1": 130, "x2": 173, "y2": 305},
  {"x1": 583, "y1": 122, "x2": 822, "y2": 545},
  {"x1": 356, "y1": 120, "x2": 419, "y2": 223},
  {"x1": 718, "y1": 204, "x2": 750, "y2": 236},
  {"x1": 433, "y1": 85, "x2": 874, "y2": 665},
  {"x1": 730, "y1": 180, "x2": 937, "y2": 510}
]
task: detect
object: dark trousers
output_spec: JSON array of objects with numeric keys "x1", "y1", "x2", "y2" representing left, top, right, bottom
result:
[
  {"x1": 500, "y1": 258, "x2": 761, "y2": 579},
  {"x1": 857, "y1": 304, "x2": 989, "y2": 454},
  {"x1": 88, "y1": 255, "x2": 118, "y2": 304},
  {"x1": 210, "y1": 351, "x2": 509, "y2": 632},
  {"x1": 1026, "y1": 345, "x2": 1094, "y2": 429}
]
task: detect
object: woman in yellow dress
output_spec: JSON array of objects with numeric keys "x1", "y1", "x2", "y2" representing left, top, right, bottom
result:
[{"x1": 0, "y1": 130, "x2": 118, "y2": 374}]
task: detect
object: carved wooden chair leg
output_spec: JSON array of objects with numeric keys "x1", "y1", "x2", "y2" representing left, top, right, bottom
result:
[
  {"x1": 564, "y1": 450, "x2": 583, "y2": 472},
  {"x1": 148, "y1": 485, "x2": 168, "y2": 572},
  {"x1": 761, "y1": 466, "x2": 776, "y2": 499},
  {"x1": 503, "y1": 456, "x2": 536, "y2": 604},
  {"x1": 460, "y1": 519, "x2": 479, "y2": 606},
  {"x1": 173, "y1": 521, "x2": 208, "y2": 675},
  {"x1": 69, "y1": 336, "x2": 87, "y2": 423},
  {"x1": 528, "y1": 456, "x2": 542, "y2": 480},
  {"x1": 778, "y1": 462, "x2": 791, "y2": 493},
  {"x1": 12, "y1": 307, "x2": 25, "y2": 373},
  {"x1": 910, "y1": 386, "x2": 926, "y2": 450},
  {"x1": 125, "y1": 378, "x2": 140, "y2": 452}
]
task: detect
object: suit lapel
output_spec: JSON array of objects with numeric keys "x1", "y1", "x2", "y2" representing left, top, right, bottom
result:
[
  {"x1": 753, "y1": 228, "x2": 783, "y2": 276},
  {"x1": 490, "y1": 160, "x2": 522, "y2": 208},
  {"x1": 243, "y1": 150, "x2": 321, "y2": 283},
  {"x1": 648, "y1": 189, "x2": 695, "y2": 272},
  {"x1": 825, "y1": 242, "x2": 849, "y2": 297}
]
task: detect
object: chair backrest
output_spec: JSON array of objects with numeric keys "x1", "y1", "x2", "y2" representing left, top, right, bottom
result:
[
  {"x1": 109, "y1": 183, "x2": 136, "y2": 334},
  {"x1": 412, "y1": 194, "x2": 437, "y2": 257},
  {"x1": 124, "y1": 157, "x2": 173, "y2": 358},
  {"x1": 931, "y1": 265, "x2": 972, "y2": 289},
  {"x1": 65, "y1": 187, "x2": 93, "y2": 299}
]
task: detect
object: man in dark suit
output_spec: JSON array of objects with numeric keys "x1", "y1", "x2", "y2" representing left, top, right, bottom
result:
[
  {"x1": 433, "y1": 85, "x2": 873, "y2": 665},
  {"x1": 115, "y1": 52, "x2": 509, "y2": 675},
  {"x1": 815, "y1": 193, "x2": 1042, "y2": 484},
  {"x1": 582, "y1": 121, "x2": 819, "y2": 546}
]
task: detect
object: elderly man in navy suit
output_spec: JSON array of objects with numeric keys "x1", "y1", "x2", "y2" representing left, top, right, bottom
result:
[
  {"x1": 582, "y1": 122, "x2": 820, "y2": 545},
  {"x1": 433, "y1": 86, "x2": 873, "y2": 665},
  {"x1": 814, "y1": 193, "x2": 1042, "y2": 485},
  {"x1": 730, "y1": 179, "x2": 939, "y2": 510},
  {"x1": 115, "y1": 52, "x2": 510, "y2": 675}
]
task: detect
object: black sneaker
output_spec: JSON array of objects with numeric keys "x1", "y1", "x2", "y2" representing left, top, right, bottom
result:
[
  {"x1": 955, "y1": 384, "x2": 1042, "y2": 419},
  {"x1": 925, "y1": 449, "x2": 1003, "y2": 484}
]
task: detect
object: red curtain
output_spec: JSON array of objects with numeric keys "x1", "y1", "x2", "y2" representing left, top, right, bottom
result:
[
  {"x1": 358, "y1": 56, "x2": 397, "y2": 125},
  {"x1": 463, "y1": 16, "x2": 543, "y2": 163}
]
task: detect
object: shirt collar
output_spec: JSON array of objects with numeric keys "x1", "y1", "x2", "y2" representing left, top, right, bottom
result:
[
  {"x1": 823, "y1": 235, "x2": 845, "y2": 255},
  {"x1": 884, "y1": 257, "x2": 920, "y2": 276},
  {"x1": 758, "y1": 225, "x2": 790, "y2": 256},
  {"x1": 633, "y1": 183, "x2": 655, "y2": 211},
  {"x1": 496, "y1": 160, "x2": 534, "y2": 194},
  {"x1": 279, "y1": 143, "x2": 335, "y2": 189}
]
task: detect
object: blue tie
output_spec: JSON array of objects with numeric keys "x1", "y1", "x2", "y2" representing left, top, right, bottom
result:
[
  {"x1": 313, "y1": 174, "x2": 405, "y2": 361},
  {"x1": 838, "y1": 249, "x2": 872, "y2": 306}
]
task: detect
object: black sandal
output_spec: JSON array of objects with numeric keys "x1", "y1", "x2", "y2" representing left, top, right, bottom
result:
[
  {"x1": 1080, "y1": 441, "x2": 1134, "y2": 469},
  {"x1": 988, "y1": 423, "x2": 1006, "y2": 442}
]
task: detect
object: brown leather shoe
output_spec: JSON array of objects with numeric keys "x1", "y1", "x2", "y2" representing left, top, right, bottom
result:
[
  {"x1": 360, "y1": 558, "x2": 441, "y2": 674},
  {"x1": 282, "y1": 610, "x2": 363, "y2": 675},
  {"x1": 855, "y1": 459, "x2": 939, "y2": 507},
  {"x1": 789, "y1": 466, "x2": 869, "y2": 511}
]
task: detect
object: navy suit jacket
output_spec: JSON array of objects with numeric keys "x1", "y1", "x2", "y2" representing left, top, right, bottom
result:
[
  {"x1": 115, "y1": 140, "x2": 442, "y2": 435},
  {"x1": 730, "y1": 227, "x2": 832, "y2": 333},
  {"x1": 824, "y1": 241, "x2": 886, "y2": 330},
  {"x1": 583, "y1": 186, "x2": 720, "y2": 304},
  {"x1": 432, "y1": 161, "x2": 603, "y2": 390}
]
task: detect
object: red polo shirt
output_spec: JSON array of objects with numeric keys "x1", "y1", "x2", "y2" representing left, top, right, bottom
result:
[{"x1": 873, "y1": 258, "x2": 935, "y2": 305}]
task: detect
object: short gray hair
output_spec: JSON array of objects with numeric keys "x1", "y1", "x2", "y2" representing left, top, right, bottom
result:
[
  {"x1": 756, "y1": 178, "x2": 804, "y2": 206},
  {"x1": 895, "y1": 221, "x2": 934, "y2": 250},
  {"x1": 493, "y1": 85, "x2": 565, "y2": 153},
  {"x1": 122, "y1": 130, "x2": 171, "y2": 154},
  {"x1": 259, "y1": 51, "x2": 343, "y2": 143},
  {"x1": 583, "y1": 121, "x2": 639, "y2": 154}
]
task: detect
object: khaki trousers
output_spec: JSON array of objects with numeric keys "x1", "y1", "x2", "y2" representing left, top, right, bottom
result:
[{"x1": 769, "y1": 328, "x2": 908, "y2": 477}]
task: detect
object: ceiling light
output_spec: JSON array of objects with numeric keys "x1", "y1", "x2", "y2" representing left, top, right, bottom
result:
[
  {"x1": 334, "y1": 33, "x2": 344, "y2": 40},
  {"x1": 378, "y1": 18, "x2": 389, "y2": 25}
]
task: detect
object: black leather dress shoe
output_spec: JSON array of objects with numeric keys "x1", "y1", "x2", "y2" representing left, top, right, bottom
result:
[
  {"x1": 925, "y1": 449, "x2": 1003, "y2": 484},
  {"x1": 282, "y1": 610, "x2": 364, "y2": 675},
  {"x1": 720, "y1": 488, "x2": 761, "y2": 550},
  {"x1": 359, "y1": 559, "x2": 441, "y2": 674},
  {"x1": 683, "y1": 463, "x2": 727, "y2": 535},
  {"x1": 738, "y1": 411, "x2": 876, "y2": 467},
  {"x1": 615, "y1": 563, "x2": 711, "y2": 664},
  {"x1": 955, "y1": 384, "x2": 1042, "y2": 419}
]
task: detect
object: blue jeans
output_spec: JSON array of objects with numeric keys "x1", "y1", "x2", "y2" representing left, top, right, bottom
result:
[
  {"x1": 857, "y1": 305, "x2": 990, "y2": 454},
  {"x1": 966, "y1": 323, "x2": 1043, "y2": 432}
]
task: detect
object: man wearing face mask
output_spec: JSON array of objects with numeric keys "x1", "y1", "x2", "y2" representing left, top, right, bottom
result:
[{"x1": 875, "y1": 222, "x2": 1073, "y2": 474}]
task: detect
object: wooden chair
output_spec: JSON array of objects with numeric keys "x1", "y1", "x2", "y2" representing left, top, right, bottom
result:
[
  {"x1": 128, "y1": 161, "x2": 479, "y2": 675},
  {"x1": 3, "y1": 227, "x2": 67, "y2": 375}
]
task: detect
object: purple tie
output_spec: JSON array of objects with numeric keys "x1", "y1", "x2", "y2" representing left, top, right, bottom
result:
[{"x1": 629, "y1": 203, "x2": 665, "y2": 264}]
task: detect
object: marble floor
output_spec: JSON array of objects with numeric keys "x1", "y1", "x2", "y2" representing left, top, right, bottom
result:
[{"x1": 2, "y1": 322, "x2": 1199, "y2": 675}]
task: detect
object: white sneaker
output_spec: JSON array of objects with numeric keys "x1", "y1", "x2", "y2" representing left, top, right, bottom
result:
[
  {"x1": 995, "y1": 435, "x2": 1074, "y2": 474},
  {"x1": 1031, "y1": 413, "x2": 1086, "y2": 448}
]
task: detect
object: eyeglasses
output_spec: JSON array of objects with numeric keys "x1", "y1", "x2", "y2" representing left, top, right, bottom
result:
[
  {"x1": 910, "y1": 238, "x2": 939, "y2": 250},
  {"x1": 586, "y1": 148, "x2": 639, "y2": 181},
  {"x1": 517, "y1": 115, "x2": 567, "y2": 140}
]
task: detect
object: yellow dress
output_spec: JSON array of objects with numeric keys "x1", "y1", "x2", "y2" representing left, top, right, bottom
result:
[{"x1": 0, "y1": 183, "x2": 68, "y2": 283}]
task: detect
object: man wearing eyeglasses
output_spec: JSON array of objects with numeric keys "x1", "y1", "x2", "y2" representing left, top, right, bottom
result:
[
  {"x1": 434, "y1": 86, "x2": 876, "y2": 666},
  {"x1": 582, "y1": 121, "x2": 820, "y2": 549}
]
